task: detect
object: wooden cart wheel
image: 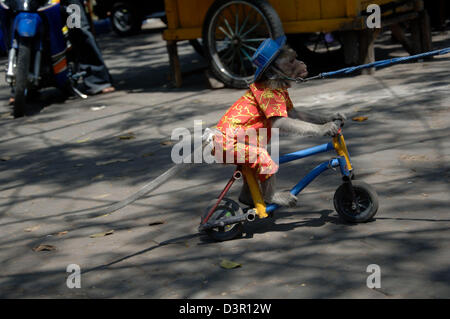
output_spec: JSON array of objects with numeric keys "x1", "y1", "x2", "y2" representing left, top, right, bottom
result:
[{"x1": 203, "y1": 0, "x2": 284, "y2": 88}]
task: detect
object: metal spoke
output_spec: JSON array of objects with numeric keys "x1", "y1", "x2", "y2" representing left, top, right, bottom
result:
[
  {"x1": 241, "y1": 20, "x2": 262, "y2": 39},
  {"x1": 241, "y1": 43, "x2": 257, "y2": 52},
  {"x1": 223, "y1": 18, "x2": 235, "y2": 38},
  {"x1": 242, "y1": 38, "x2": 266, "y2": 42},
  {"x1": 238, "y1": 8, "x2": 253, "y2": 35},
  {"x1": 240, "y1": 47, "x2": 252, "y2": 61},
  {"x1": 218, "y1": 26, "x2": 233, "y2": 40}
]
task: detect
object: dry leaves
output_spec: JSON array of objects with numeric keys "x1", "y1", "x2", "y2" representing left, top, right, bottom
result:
[
  {"x1": 399, "y1": 154, "x2": 430, "y2": 162},
  {"x1": 93, "y1": 193, "x2": 110, "y2": 199},
  {"x1": 220, "y1": 259, "x2": 242, "y2": 269},
  {"x1": 76, "y1": 137, "x2": 90, "y2": 144},
  {"x1": 32, "y1": 244, "x2": 56, "y2": 252},
  {"x1": 0, "y1": 156, "x2": 11, "y2": 161},
  {"x1": 118, "y1": 132, "x2": 135, "y2": 140},
  {"x1": 24, "y1": 225, "x2": 41, "y2": 232},
  {"x1": 160, "y1": 140, "x2": 175, "y2": 146},
  {"x1": 91, "y1": 106, "x2": 106, "y2": 111},
  {"x1": 352, "y1": 116, "x2": 369, "y2": 122},
  {"x1": 91, "y1": 174, "x2": 104, "y2": 181},
  {"x1": 90, "y1": 230, "x2": 114, "y2": 238},
  {"x1": 149, "y1": 221, "x2": 166, "y2": 226},
  {"x1": 56, "y1": 231, "x2": 68, "y2": 237}
]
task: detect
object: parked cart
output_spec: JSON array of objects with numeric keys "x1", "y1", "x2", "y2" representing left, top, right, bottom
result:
[{"x1": 163, "y1": 0, "x2": 432, "y2": 88}]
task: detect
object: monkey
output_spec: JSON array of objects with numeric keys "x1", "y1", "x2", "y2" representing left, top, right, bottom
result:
[
  {"x1": 216, "y1": 37, "x2": 345, "y2": 208},
  {"x1": 68, "y1": 36, "x2": 345, "y2": 221}
]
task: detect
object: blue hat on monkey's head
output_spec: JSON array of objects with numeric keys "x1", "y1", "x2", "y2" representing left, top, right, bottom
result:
[{"x1": 252, "y1": 35, "x2": 287, "y2": 81}]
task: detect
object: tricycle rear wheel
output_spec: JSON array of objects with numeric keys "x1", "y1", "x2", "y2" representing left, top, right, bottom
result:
[
  {"x1": 201, "y1": 198, "x2": 244, "y2": 241},
  {"x1": 333, "y1": 181, "x2": 379, "y2": 223}
]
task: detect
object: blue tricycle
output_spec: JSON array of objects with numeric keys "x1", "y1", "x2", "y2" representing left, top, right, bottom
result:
[{"x1": 199, "y1": 124, "x2": 379, "y2": 241}]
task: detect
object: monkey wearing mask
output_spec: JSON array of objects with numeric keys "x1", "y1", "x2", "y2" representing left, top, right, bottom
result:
[{"x1": 72, "y1": 36, "x2": 345, "y2": 221}]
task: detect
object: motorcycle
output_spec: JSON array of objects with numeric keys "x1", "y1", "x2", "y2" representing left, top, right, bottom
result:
[
  {"x1": 1, "y1": 0, "x2": 86, "y2": 118},
  {"x1": 0, "y1": 6, "x2": 7, "y2": 55}
]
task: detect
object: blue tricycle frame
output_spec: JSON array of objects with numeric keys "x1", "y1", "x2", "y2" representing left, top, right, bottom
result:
[{"x1": 199, "y1": 127, "x2": 379, "y2": 241}]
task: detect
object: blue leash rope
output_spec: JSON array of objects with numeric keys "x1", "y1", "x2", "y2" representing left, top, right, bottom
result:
[{"x1": 300, "y1": 47, "x2": 450, "y2": 81}]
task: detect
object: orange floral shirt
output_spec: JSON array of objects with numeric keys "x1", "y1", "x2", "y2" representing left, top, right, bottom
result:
[{"x1": 216, "y1": 83, "x2": 293, "y2": 141}]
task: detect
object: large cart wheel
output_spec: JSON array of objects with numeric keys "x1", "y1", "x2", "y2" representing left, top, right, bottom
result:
[
  {"x1": 201, "y1": 198, "x2": 244, "y2": 241},
  {"x1": 202, "y1": 0, "x2": 284, "y2": 88},
  {"x1": 333, "y1": 181, "x2": 379, "y2": 223}
]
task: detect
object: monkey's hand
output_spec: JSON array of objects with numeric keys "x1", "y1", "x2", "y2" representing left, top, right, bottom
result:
[
  {"x1": 321, "y1": 121, "x2": 340, "y2": 137},
  {"x1": 327, "y1": 112, "x2": 347, "y2": 124}
]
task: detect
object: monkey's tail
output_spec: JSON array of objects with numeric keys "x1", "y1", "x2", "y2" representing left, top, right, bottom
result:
[{"x1": 65, "y1": 163, "x2": 195, "y2": 221}]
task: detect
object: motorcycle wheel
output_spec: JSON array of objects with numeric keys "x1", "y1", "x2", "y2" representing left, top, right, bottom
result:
[{"x1": 13, "y1": 38, "x2": 31, "y2": 118}]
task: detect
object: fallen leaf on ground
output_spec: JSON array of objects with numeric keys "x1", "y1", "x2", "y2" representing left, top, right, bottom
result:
[
  {"x1": 90, "y1": 230, "x2": 114, "y2": 238},
  {"x1": 160, "y1": 140, "x2": 175, "y2": 146},
  {"x1": 149, "y1": 221, "x2": 166, "y2": 226},
  {"x1": 352, "y1": 116, "x2": 368, "y2": 122},
  {"x1": 24, "y1": 225, "x2": 41, "y2": 232},
  {"x1": 96, "y1": 158, "x2": 131, "y2": 166},
  {"x1": 118, "y1": 133, "x2": 135, "y2": 140},
  {"x1": 98, "y1": 213, "x2": 110, "y2": 218},
  {"x1": 91, "y1": 174, "x2": 104, "y2": 181},
  {"x1": 56, "y1": 231, "x2": 68, "y2": 236},
  {"x1": 0, "y1": 156, "x2": 11, "y2": 161},
  {"x1": 93, "y1": 193, "x2": 110, "y2": 199},
  {"x1": 76, "y1": 137, "x2": 90, "y2": 144},
  {"x1": 0, "y1": 113, "x2": 12, "y2": 119},
  {"x1": 32, "y1": 244, "x2": 56, "y2": 252},
  {"x1": 91, "y1": 106, "x2": 106, "y2": 111},
  {"x1": 74, "y1": 163, "x2": 84, "y2": 167},
  {"x1": 399, "y1": 154, "x2": 429, "y2": 162},
  {"x1": 220, "y1": 259, "x2": 242, "y2": 269}
]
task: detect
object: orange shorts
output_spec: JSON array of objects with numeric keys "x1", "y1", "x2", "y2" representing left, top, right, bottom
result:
[{"x1": 213, "y1": 132, "x2": 278, "y2": 182}]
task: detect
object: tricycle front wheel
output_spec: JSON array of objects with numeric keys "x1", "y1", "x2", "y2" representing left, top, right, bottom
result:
[{"x1": 333, "y1": 181, "x2": 379, "y2": 223}]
